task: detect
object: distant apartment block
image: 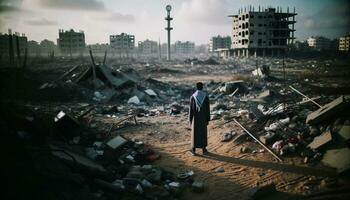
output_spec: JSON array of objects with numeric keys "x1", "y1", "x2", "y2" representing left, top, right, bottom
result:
[
  {"x1": 174, "y1": 41, "x2": 195, "y2": 55},
  {"x1": 229, "y1": 6, "x2": 296, "y2": 57},
  {"x1": 110, "y1": 33, "x2": 135, "y2": 57},
  {"x1": 0, "y1": 29, "x2": 27, "y2": 57},
  {"x1": 138, "y1": 39, "x2": 158, "y2": 55},
  {"x1": 338, "y1": 35, "x2": 350, "y2": 51},
  {"x1": 40, "y1": 39, "x2": 56, "y2": 55},
  {"x1": 307, "y1": 36, "x2": 332, "y2": 51},
  {"x1": 209, "y1": 35, "x2": 231, "y2": 52},
  {"x1": 57, "y1": 29, "x2": 86, "y2": 56}
]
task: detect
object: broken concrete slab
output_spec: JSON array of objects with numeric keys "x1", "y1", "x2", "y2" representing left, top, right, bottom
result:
[
  {"x1": 322, "y1": 148, "x2": 350, "y2": 173},
  {"x1": 337, "y1": 125, "x2": 350, "y2": 144},
  {"x1": 76, "y1": 64, "x2": 140, "y2": 89},
  {"x1": 106, "y1": 135, "x2": 127, "y2": 150},
  {"x1": 127, "y1": 96, "x2": 140, "y2": 105},
  {"x1": 144, "y1": 89, "x2": 157, "y2": 97},
  {"x1": 307, "y1": 131, "x2": 332, "y2": 150},
  {"x1": 219, "y1": 80, "x2": 246, "y2": 94},
  {"x1": 259, "y1": 132, "x2": 277, "y2": 145},
  {"x1": 306, "y1": 96, "x2": 349, "y2": 125}
]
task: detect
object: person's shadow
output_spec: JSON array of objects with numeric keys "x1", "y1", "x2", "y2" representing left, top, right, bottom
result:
[{"x1": 198, "y1": 152, "x2": 337, "y2": 177}]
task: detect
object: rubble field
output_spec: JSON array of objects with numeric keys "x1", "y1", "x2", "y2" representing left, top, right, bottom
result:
[{"x1": 2, "y1": 56, "x2": 350, "y2": 200}]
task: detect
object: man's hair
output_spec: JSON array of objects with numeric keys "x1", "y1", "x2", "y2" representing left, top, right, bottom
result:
[{"x1": 196, "y1": 82, "x2": 203, "y2": 90}]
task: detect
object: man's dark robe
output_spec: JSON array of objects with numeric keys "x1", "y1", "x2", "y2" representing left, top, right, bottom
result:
[{"x1": 189, "y1": 93, "x2": 210, "y2": 148}]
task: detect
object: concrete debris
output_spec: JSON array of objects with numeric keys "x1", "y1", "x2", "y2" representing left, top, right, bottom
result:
[
  {"x1": 306, "y1": 96, "x2": 349, "y2": 125},
  {"x1": 264, "y1": 117, "x2": 290, "y2": 131},
  {"x1": 322, "y1": 148, "x2": 350, "y2": 173},
  {"x1": 259, "y1": 132, "x2": 277, "y2": 145},
  {"x1": 128, "y1": 96, "x2": 141, "y2": 105},
  {"x1": 252, "y1": 65, "x2": 270, "y2": 78},
  {"x1": 307, "y1": 131, "x2": 332, "y2": 150},
  {"x1": 106, "y1": 135, "x2": 127, "y2": 150},
  {"x1": 4, "y1": 52, "x2": 350, "y2": 199},
  {"x1": 337, "y1": 125, "x2": 350, "y2": 143},
  {"x1": 144, "y1": 89, "x2": 157, "y2": 97},
  {"x1": 219, "y1": 80, "x2": 245, "y2": 94}
]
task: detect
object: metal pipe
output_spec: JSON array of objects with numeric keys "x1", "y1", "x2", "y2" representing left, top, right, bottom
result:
[
  {"x1": 233, "y1": 119, "x2": 283, "y2": 162},
  {"x1": 289, "y1": 86, "x2": 322, "y2": 108}
]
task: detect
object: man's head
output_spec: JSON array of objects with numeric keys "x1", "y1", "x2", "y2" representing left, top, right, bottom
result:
[{"x1": 196, "y1": 82, "x2": 203, "y2": 90}]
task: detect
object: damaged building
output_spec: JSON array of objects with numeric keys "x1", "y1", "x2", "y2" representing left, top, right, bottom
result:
[{"x1": 229, "y1": 6, "x2": 296, "y2": 57}]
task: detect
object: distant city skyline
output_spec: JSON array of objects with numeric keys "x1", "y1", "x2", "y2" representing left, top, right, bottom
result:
[{"x1": 0, "y1": 0, "x2": 349, "y2": 45}]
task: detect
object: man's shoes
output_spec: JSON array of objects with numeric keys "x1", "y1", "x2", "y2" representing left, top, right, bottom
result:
[
  {"x1": 202, "y1": 148, "x2": 209, "y2": 155},
  {"x1": 189, "y1": 149, "x2": 197, "y2": 156}
]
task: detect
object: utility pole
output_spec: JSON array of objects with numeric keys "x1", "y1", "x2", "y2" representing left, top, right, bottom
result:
[
  {"x1": 158, "y1": 38, "x2": 162, "y2": 60},
  {"x1": 165, "y1": 5, "x2": 173, "y2": 61}
]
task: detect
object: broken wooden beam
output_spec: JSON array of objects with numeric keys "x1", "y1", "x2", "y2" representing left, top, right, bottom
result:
[
  {"x1": 233, "y1": 119, "x2": 283, "y2": 162},
  {"x1": 289, "y1": 86, "x2": 322, "y2": 108}
]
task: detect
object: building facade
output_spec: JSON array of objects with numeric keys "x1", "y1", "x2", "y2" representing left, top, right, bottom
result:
[
  {"x1": 110, "y1": 33, "x2": 135, "y2": 57},
  {"x1": 0, "y1": 30, "x2": 27, "y2": 58},
  {"x1": 138, "y1": 39, "x2": 158, "y2": 55},
  {"x1": 338, "y1": 35, "x2": 350, "y2": 51},
  {"x1": 209, "y1": 35, "x2": 231, "y2": 52},
  {"x1": 174, "y1": 41, "x2": 195, "y2": 55},
  {"x1": 57, "y1": 29, "x2": 86, "y2": 56},
  {"x1": 307, "y1": 36, "x2": 331, "y2": 51},
  {"x1": 230, "y1": 7, "x2": 296, "y2": 57}
]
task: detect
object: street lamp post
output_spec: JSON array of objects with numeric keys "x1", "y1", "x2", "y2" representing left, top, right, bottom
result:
[{"x1": 165, "y1": 5, "x2": 173, "y2": 61}]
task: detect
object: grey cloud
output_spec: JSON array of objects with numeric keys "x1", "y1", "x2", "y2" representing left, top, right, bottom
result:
[
  {"x1": 39, "y1": 0, "x2": 105, "y2": 11},
  {"x1": 177, "y1": 0, "x2": 231, "y2": 25},
  {"x1": 302, "y1": 0, "x2": 350, "y2": 30},
  {"x1": 26, "y1": 18, "x2": 58, "y2": 26},
  {"x1": 106, "y1": 12, "x2": 135, "y2": 23},
  {"x1": 0, "y1": 0, "x2": 23, "y2": 13}
]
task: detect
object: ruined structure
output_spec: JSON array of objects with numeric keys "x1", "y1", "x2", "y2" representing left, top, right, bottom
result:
[
  {"x1": 174, "y1": 41, "x2": 195, "y2": 56},
  {"x1": 138, "y1": 39, "x2": 158, "y2": 56},
  {"x1": 57, "y1": 29, "x2": 86, "y2": 56},
  {"x1": 209, "y1": 35, "x2": 231, "y2": 53},
  {"x1": 110, "y1": 33, "x2": 135, "y2": 57},
  {"x1": 229, "y1": 6, "x2": 296, "y2": 57}
]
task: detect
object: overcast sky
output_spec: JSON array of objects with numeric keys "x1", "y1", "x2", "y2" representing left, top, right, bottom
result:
[{"x1": 0, "y1": 0, "x2": 349, "y2": 45}]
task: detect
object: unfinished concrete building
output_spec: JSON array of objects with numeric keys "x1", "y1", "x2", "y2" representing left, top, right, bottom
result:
[
  {"x1": 57, "y1": 29, "x2": 86, "y2": 56},
  {"x1": 138, "y1": 39, "x2": 158, "y2": 56},
  {"x1": 174, "y1": 41, "x2": 195, "y2": 56},
  {"x1": 209, "y1": 35, "x2": 231, "y2": 53},
  {"x1": 229, "y1": 6, "x2": 296, "y2": 57},
  {"x1": 110, "y1": 33, "x2": 135, "y2": 57}
]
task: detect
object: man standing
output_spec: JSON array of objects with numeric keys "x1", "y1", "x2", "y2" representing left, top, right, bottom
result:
[{"x1": 189, "y1": 82, "x2": 210, "y2": 155}]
